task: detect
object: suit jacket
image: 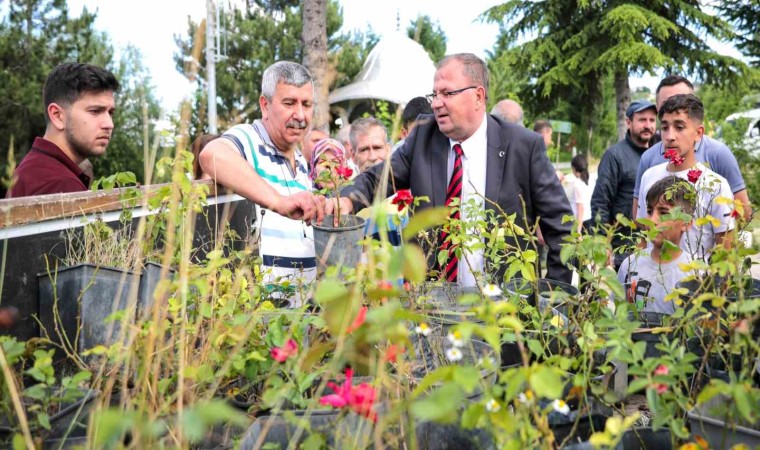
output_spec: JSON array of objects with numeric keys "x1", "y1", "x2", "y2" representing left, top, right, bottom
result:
[{"x1": 342, "y1": 114, "x2": 573, "y2": 283}]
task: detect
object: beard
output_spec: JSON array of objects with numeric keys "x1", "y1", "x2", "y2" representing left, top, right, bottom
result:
[
  {"x1": 65, "y1": 126, "x2": 107, "y2": 160},
  {"x1": 631, "y1": 127, "x2": 654, "y2": 145}
]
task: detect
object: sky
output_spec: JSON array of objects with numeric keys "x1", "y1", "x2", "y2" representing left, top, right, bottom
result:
[{"x1": 65, "y1": 0, "x2": 744, "y2": 116}]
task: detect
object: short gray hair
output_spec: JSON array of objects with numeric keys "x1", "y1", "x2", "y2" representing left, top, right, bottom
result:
[
  {"x1": 349, "y1": 117, "x2": 387, "y2": 150},
  {"x1": 491, "y1": 99, "x2": 524, "y2": 125},
  {"x1": 336, "y1": 125, "x2": 351, "y2": 146},
  {"x1": 436, "y1": 53, "x2": 489, "y2": 99},
  {"x1": 261, "y1": 61, "x2": 313, "y2": 100}
]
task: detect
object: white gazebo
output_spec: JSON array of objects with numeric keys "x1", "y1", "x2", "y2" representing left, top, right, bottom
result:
[{"x1": 329, "y1": 33, "x2": 436, "y2": 124}]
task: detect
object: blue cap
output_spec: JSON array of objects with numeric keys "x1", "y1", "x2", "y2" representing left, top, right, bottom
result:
[{"x1": 626, "y1": 100, "x2": 656, "y2": 118}]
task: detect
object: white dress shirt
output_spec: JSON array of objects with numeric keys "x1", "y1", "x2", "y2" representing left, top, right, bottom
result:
[{"x1": 447, "y1": 114, "x2": 488, "y2": 287}]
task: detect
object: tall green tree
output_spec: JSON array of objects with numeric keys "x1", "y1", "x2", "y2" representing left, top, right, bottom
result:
[
  {"x1": 483, "y1": 0, "x2": 757, "y2": 143},
  {"x1": 716, "y1": 0, "x2": 760, "y2": 67},
  {"x1": 407, "y1": 15, "x2": 447, "y2": 64},
  {"x1": 0, "y1": 0, "x2": 113, "y2": 181},
  {"x1": 174, "y1": 0, "x2": 371, "y2": 138}
]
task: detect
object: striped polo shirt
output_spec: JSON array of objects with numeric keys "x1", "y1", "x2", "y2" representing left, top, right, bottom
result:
[{"x1": 223, "y1": 120, "x2": 316, "y2": 288}]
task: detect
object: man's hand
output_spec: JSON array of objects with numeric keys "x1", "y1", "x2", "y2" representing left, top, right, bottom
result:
[
  {"x1": 271, "y1": 191, "x2": 326, "y2": 224},
  {"x1": 325, "y1": 197, "x2": 354, "y2": 225}
]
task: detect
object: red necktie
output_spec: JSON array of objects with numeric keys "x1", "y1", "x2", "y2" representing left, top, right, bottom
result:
[{"x1": 440, "y1": 144, "x2": 463, "y2": 282}]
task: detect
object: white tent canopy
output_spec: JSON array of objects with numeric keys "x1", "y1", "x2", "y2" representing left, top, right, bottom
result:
[{"x1": 328, "y1": 33, "x2": 436, "y2": 106}]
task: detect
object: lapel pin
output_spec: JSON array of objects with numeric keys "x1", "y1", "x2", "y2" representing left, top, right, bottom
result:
[{"x1": 499, "y1": 151, "x2": 505, "y2": 158}]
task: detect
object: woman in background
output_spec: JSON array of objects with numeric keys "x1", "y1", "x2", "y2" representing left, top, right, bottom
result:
[{"x1": 571, "y1": 154, "x2": 592, "y2": 233}]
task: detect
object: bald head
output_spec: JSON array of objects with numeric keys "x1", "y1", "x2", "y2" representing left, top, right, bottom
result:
[{"x1": 491, "y1": 99, "x2": 524, "y2": 126}]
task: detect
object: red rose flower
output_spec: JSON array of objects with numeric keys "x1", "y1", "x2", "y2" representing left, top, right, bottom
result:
[
  {"x1": 391, "y1": 189, "x2": 414, "y2": 212},
  {"x1": 346, "y1": 306, "x2": 367, "y2": 334},
  {"x1": 731, "y1": 209, "x2": 740, "y2": 219},
  {"x1": 271, "y1": 339, "x2": 298, "y2": 363},
  {"x1": 319, "y1": 368, "x2": 378, "y2": 422},
  {"x1": 663, "y1": 149, "x2": 685, "y2": 166},
  {"x1": 335, "y1": 166, "x2": 353, "y2": 180},
  {"x1": 687, "y1": 168, "x2": 702, "y2": 183},
  {"x1": 654, "y1": 364, "x2": 669, "y2": 376}
]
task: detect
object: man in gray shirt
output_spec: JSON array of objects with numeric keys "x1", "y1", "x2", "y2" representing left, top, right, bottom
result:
[{"x1": 632, "y1": 75, "x2": 751, "y2": 221}]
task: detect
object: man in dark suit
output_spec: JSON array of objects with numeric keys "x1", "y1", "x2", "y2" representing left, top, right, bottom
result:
[{"x1": 328, "y1": 53, "x2": 573, "y2": 284}]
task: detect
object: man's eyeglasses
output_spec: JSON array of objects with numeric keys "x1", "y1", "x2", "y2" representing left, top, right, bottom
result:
[{"x1": 426, "y1": 86, "x2": 478, "y2": 104}]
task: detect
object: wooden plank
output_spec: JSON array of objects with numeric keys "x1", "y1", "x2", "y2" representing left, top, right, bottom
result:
[{"x1": 0, "y1": 179, "x2": 218, "y2": 229}]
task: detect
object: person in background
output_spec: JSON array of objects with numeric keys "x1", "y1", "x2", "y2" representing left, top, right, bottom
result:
[
  {"x1": 191, "y1": 134, "x2": 219, "y2": 180},
  {"x1": 590, "y1": 100, "x2": 657, "y2": 270},
  {"x1": 302, "y1": 128, "x2": 328, "y2": 168},
  {"x1": 491, "y1": 99, "x2": 524, "y2": 126},
  {"x1": 533, "y1": 120, "x2": 553, "y2": 149},
  {"x1": 336, "y1": 124, "x2": 359, "y2": 174},
  {"x1": 309, "y1": 138, "x2": 350, "y2": 190},
  {"x1": 7, "y1": 63, "x2": 119, "y2": 198},
  {"x1": 570, "y1": 154, "x2": 592, "y2": 233},
  {"x1": 350, "y1": 117, "x2": 390, "y2": 173},
  {"x1": 393, "y1": 97, "x2": 434, "y2": 152},
  {"x1": 637, "y1": 94, "x2": 734, "y2": 260},
  {"x1": 618, "y1": 176, "x2": 695, "y2": 314},
  {"x1": 632, "y1": 75, "x2": 751, "y2": 222}
]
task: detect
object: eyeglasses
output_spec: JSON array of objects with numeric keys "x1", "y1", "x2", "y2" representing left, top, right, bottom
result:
[{"x1": 426, "y1": 86, "x2": 478, "y2": 104}]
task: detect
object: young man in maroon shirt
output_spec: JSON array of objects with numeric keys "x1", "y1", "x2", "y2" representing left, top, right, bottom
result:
[{"x1": 6, "y1": 63, "x2": 120, "y2": 198}]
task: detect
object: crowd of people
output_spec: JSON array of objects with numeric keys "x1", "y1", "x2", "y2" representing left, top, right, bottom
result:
[{"x1": 5, "y1": 56, "x2": 753, "y2": 315}]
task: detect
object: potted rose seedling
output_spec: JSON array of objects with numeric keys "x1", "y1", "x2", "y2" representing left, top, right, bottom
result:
[{"x1": 309, "y1": 140, "x2": 367, "y2": 272}]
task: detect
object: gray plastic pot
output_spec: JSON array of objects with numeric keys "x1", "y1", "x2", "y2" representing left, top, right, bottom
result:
[
  {"x1": 38, "y1": 264, "x2": 139, "y2": 355},
  {"x1": 137, "y1": 262, "x2": 175, "y2": 320},
  {"x1": 312, "y1": 214, "x2": 366, "y2": 273},
  {"x1": 239, "y1": 410, "x2": 374, "y2": 450},
  {"x1": 687, "y1": 395, "x2": 760, "y2": 449}
]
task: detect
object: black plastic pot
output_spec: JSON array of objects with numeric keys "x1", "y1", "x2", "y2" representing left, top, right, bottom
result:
[
  {"x1": 687, "y1": 395, "x2": 760, "y2": 449},
  {"x1": 551, "y1": 404, "x2": 610, "y2": 448},
  {"x1": 137, "y1": 262, "x2": 175, "y2": 320},
  {"x1": 630, "y1": 311, "x2": 674, "y2": 359},
  {"x1": 562, "y1": 427, "x2": 673, "y2": 450},
  {"x1": 414, "y1": 420, "x2": 493, "y2": 450},
  {"x1": 0, "y1": 388, "x2": 98, "y2": 447},
  {"x1": 38, "y1": 264, "x2": 139, "y2": 355}
]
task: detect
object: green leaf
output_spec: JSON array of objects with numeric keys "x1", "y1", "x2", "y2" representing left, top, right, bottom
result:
[
  {"x1": 411, "y1": 384, "x2": 464, "y2": 423},
  {"x1": 402, "y1": 207, "x2": 450, "y2": 241},
  {"x1": 12, "y1": 434, "x2": 25, "y2": 450},
  {"x1": 37, "y1": 412, "x2": 51, "y2": 430},
  {"x1": 402, "y1": 244, "x2": 428, "y2": 283},
  {"x1": 410, "y1": 366, "x2": 455, "y2": 399},
  {"x1": 302, "y1": 432, "x2": 327, "y2": 450},
  {"x1": 461, "y1": 403, "x2": 486, "y2": 429},
  {"x1": 560, "y1": 244, "x2": 575, "y2": 265},
  {"x1": 529, "y1": 366, "x2": 563, "y2": 399},
  {"x1": 453, "y1": 366, "x2": 482, "y2": 394}
]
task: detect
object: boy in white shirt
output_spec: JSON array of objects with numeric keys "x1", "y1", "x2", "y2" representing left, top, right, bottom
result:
[
  {"x1": 619, "y1": 176, "x2": 695, "y2": 314},
  {"x1": 637, "y1": 94, "x2": 734, "y2": 260}
]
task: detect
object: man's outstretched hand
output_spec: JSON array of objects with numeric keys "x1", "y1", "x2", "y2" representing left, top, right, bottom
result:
[
  {"x1": 271, "y1": 191, "x2": 326, "y2": 224},
  {"x1": 325, "y1": 197, "x2": 355, "y2": 226}
]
